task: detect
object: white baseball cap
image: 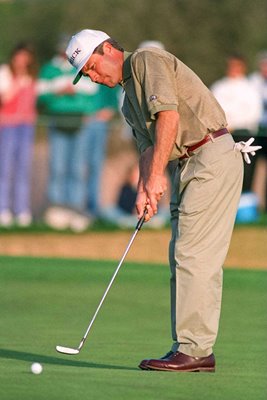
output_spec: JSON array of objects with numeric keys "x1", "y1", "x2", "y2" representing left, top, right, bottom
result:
[{"x1": 66, "y1": 29, "x2": 110, "y2": 84}]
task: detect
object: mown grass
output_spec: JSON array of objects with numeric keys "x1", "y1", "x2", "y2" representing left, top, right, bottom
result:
[{"x1": 0, "y1": 256, "x2": 266, "y2": 400}]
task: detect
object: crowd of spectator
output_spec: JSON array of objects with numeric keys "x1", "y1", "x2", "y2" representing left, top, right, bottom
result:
[{"x1": 0, "y1": 37, "x2": 266, "y2": 230}]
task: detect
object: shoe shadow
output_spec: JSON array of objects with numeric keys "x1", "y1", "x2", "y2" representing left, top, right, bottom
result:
[{"x1": 0, "y1": 348, "x2": 137, "y2": 371}]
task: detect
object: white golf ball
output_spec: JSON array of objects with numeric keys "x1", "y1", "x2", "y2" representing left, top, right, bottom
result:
[{"x1": 31, "y1": 362, "x2": 43, "y2": 375}]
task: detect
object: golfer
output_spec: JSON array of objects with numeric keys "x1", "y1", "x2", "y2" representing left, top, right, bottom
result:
[{"x1": 66, "y1": 29, "x2": 261, "y2": 372}]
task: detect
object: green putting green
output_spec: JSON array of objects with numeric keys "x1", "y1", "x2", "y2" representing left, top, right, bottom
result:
[{"x1": 0, "y1": 256, "x2": 266, "y2": 400}]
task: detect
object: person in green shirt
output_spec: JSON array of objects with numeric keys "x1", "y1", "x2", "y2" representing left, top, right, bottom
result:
[
  {"x1": 38, "y1": 35, "x2": 120, "y2": 229},
  {"x1": 82, "y1": 83, "x2": 121, "y2": 216}
]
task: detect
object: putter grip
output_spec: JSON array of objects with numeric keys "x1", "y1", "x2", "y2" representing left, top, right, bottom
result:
[{"x1": 135, "y1": 213, "x2": 146, "y2": 230}]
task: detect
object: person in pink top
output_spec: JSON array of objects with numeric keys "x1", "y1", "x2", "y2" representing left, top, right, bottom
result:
[{"x1": 0, "y1": 42, "x2": 38, "y2": 227}]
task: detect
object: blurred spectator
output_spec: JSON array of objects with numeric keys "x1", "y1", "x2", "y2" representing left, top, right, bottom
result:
[
  {"x1": 38, "y1": 35, "x2": 98, "y2": 231},
  {"x1": 81, "y1": 83, "x2": 121, "y2": 217},
  {"x1": 101, "y1": 156, "x2": 170, "y2": 229},
  {"x1": 211, "y1": 54, "x2": 262, "y2": 192},
  {"x1": 0, "y1": 42, "x2": 38, "y2": 227},
  {"x1": 118, "y1": 161, "x2": 139, "y2": 214},
  {"x1": 250, "y1": 51, "x2": 267, "y2": 211},
  {"x1": 101, "y1": 159, "x2": 139, "y2": 228}
]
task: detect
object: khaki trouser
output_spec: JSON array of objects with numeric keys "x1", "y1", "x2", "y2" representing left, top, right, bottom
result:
[{"x1": 169, "y1": 134, "x2": 243, "y2": 357}]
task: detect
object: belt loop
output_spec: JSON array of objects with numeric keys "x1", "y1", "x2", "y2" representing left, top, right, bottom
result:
[
  {"x1": 184, "y1": 148, "x2": 189, "y2": 158},
  {"x1": 208, "y1": 133, "x2": 215, "y2": 142}
]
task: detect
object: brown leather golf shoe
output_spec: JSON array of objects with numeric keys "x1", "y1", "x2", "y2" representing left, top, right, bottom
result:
[
  {"x1": 139, "y1": 351, "x2": 215, "y2": 372},
  {"x1": 139, "y1": 351, "x2": 174, "y2": 370}
]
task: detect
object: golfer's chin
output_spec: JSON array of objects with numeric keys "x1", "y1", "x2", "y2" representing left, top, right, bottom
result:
[
  {"x1": 101, "y1": 76, "x2": 120, "y2": 88},
  {"x1": 103, "y1": 81, "x2": 117, "y2": 88}
]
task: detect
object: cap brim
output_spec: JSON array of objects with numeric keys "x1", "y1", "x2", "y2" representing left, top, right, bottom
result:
[
  {"x1": 73, "y1": 70, "x2": 83, "y2": 85},
  {"x1": 72, "y1": 54, "x2": 90, "y2": 85}
]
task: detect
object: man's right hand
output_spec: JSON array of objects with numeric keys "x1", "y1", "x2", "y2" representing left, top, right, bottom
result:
[
  {"x1": 136, "y1": 191, "x2": 152, "y2": 222},
  {"x1": 136, "y1": 172, "x2": 167, "y2": 222}
]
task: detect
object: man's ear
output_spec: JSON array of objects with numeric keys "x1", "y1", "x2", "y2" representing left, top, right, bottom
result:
[{"x1": 103, "y1": 41, "x2": 113, "y2": 54}]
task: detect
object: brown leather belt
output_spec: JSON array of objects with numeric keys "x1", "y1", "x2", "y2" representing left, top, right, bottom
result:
[{"x1": 180, "y1": 128, "x2": 229, "y2": 160}]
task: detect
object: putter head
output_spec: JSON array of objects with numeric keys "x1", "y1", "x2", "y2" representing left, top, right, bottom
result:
[{"x1": 56, "y1": 345, "x2": 80, "y2": 355}]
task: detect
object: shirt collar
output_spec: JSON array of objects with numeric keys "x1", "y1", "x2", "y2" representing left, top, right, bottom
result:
[{"x1": 120, "y1": 51, "x2": 132, "y2": 87}]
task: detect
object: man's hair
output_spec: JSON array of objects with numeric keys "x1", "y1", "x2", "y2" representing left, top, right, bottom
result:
[
  {"x1": 9, "y1": 41, "x2": 38, "y2": 78},
  {"x1": 93, "y1": 38, "x2": 124, "y2": 54}
]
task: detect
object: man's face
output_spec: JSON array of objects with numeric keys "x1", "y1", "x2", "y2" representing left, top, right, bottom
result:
[
  {"x1": 81, "y1": 43, "x2": 122, "y2": 87},
  {"x1": 226, "y1": 58, "x2": 246, "y2": 78},
  {"x1": 12, "y1": 49, "x2": 33, "y2": 73}
]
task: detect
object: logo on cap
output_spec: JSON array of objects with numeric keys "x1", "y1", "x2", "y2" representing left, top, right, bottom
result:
[{"x1": 69, "y1": 48, "x2": 81, "y2": 65}]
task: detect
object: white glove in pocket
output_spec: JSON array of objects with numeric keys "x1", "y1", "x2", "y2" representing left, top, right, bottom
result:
[{"x1": 234, "y1": 137, "x2": 262, "y2": 164}]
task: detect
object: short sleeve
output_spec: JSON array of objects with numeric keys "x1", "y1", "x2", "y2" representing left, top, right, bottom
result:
[{"x1": 131, "y1": 50, "x2": 179, "y2": 119}]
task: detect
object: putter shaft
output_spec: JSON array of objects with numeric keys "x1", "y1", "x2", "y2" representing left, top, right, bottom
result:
[{"x1": 56, "y1": 213, "x2": 146, "y2": 355}]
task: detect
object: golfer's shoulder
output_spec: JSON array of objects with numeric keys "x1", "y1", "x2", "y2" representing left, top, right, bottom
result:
[
  {"x1": 131, "y1": 48, "x2": 178, "y2": 71},
  {"x1": 132, "y1": 47, "x2": 176, "y2": 62}
]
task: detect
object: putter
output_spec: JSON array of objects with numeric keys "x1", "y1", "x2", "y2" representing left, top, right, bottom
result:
[{"x1": 56, "y1": 212, "x2": 147, "y2": 355}]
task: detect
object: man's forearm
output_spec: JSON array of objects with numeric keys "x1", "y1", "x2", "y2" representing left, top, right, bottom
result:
[{"x1": 138, "y1": 146, "x2": 153, "y2": 190}]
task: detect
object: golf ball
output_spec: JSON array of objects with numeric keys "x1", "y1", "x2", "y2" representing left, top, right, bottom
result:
[{"x1": 31, "y1": 362, "x2": 43, "y2": 375}]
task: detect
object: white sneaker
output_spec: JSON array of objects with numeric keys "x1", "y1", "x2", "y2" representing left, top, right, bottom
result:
[
  {"x1": 0, "y1": 210, "x2": 13, "y2": 227},
  {"x1": 16, "y1": 212, "x2": 32, "y2": 227},
  {"x1": 44, "y1": 206, "x2": 72, "y2": 230},
  {"x1": 69, "y1": 211, "x2": 92, "y2": 232}
]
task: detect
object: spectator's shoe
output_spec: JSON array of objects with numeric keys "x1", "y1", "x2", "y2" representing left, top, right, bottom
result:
[
  {"x1": 139, "y1": 351, "x2": 215, "y2": 372},
  {"x1": 44, "y1": 206, "x2": 72, "y2": 230},
  {"x1": 139, "y1": 351, "x2": 174, "y2": 370},
  {"x1": 16, "y1": 212, "x2": 32, "y2": 227},
  {"x1": 100, "y1": 206, "x2": 130, "y2": 226},
  {"x1": 69, "y1": 211, "x2": 93, "y2": 232},
  {"x1": 0, "y1": 210, "x2": 13, "y2": 227}
]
